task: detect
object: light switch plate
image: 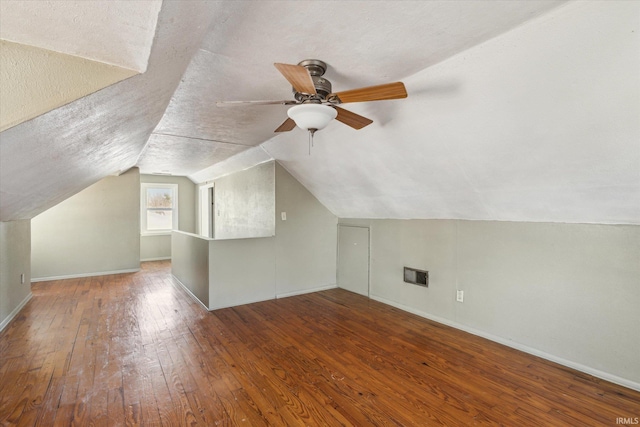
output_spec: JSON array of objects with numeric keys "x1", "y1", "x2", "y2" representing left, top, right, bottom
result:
[{"x1": 281, "y1": 212, "x2": 286, "y2": 221}]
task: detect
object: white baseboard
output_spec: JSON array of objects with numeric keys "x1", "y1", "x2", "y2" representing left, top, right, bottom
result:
[
  {"x1": 277, "y1": 283, "x2": 338, "y2": 299},
  {"x1": 209, "y1": 295, "x2": 276, "y2": 311},
  {"x1": 207, "y1": 284, "x2": 340, "y2": 311},
  {"x1": 141, "y1": 257, "x2": 171, "y2": 262},
  {"x1": 31, "y1": 268, "x2": 140, "y2": 282},
  {"x1": 0, "y1": 292, "x2": 33, "y2": 333},
  {"x1": 171, "y1": 275, "x2": 209, "y2": 311},
  {"x1": 370, "y1": 294, "x2": 640, "y2": 393}
]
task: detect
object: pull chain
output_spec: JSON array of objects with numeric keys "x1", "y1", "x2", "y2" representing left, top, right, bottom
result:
[{"x1": 308, "y1": 129, "x2": 317, "y2": 155}]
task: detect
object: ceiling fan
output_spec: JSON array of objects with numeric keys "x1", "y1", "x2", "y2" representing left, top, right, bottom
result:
[{"x1": 216, "y1": 59, "x2": 407, "y2": 136}]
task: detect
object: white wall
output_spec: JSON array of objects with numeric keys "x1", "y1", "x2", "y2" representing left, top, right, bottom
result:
[
  {"x1": 140, "y1": 234, "x2": 172, "y2": 261},
  {"x1": 174, "y1": 161, "x2": 337, "y2": 310},
  {"x1": 31, "y1": 168, "x2": 140, "y2": 279},
  {"x1": 214, "y1": 161, "x2": 275, "y2": 240},
  {"x1": 275, "y1": 163, "x2": 337, "y2": 297},
  {"x1": 338, "y1": 218, "x2": 640, "y2": 389},
  {"x1": 140, "y1": 174, "x2": 196, "y2": 260},
  {"x1": 0, "y1": 220, "x2": 31, "y2": 331},
  {"x1": 171, "y1": 231, "x2": 210, "y2": 308},
  {"x1": 209, "y1": 236, "x2": 276, "y2": 310}
]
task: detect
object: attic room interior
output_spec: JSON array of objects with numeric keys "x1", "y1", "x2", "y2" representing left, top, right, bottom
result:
[{"x1": 1, "y1": 0, "x2": 639, "y2": 425}]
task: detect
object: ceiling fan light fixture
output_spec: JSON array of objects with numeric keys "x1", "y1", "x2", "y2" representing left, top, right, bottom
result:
[{"x1": 287, "y1": 104, "x2": 337, "y2": 132}]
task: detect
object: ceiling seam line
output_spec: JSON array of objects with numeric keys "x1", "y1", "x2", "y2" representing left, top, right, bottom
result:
[{"x1": 151, "y1": 132, "x2": 256, "y2": 147}]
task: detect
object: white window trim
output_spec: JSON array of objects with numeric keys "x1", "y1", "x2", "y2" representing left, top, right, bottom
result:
[{"x1": 141, "y1": 183, "x2": 179, "y2": 236}]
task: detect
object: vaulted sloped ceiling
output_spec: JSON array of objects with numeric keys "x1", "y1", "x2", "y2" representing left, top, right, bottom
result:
[
  {"x1": 1, "y1": 1, "x2": 638, "y2": 225},
  {"x1": 0, "y1": 40, "x2": 137, "y2": 132},
  {"x1": 147, "y1": 0, "x2": 572, "y2": 174},
  {"x1": 0, "y1": 0, "x2": 161, "y2": 72},
  {"x1": 263, "y1": 1, "x2": 640, "y2": 224},
  {"x1": 0, "y1": 0, "x2": 161, "y2": 131},
  {"x1": 0, "y1": 1, "x2": 215, "y2": 221}
]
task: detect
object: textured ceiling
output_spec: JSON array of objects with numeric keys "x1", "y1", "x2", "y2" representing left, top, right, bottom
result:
[
  {"x1": 262, "y1": 1, "x2": 640, "y2": 224},
  {"x1": 0, "y1": 40, "x2": 136, "y2": 131},
  {"x1": 0, "y1": 1, "x2": 216, "y2": 221},
  {"x1": 148, "y1": 0, "x2": 570, "y2": 174},
  {"x1": 0, "y1": 0, "x2": 161, "y2": 72},
  {"x1": 1, "y1": 1, "x2": 638, "y2": 225}
]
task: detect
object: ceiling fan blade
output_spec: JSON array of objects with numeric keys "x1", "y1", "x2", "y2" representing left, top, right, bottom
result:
[
  {"x1": 274, "y1": 63, "x2": 317, "y2": 95},
  {"x1": 216, "y1": 100, "x2": 297, "y2": 107},
  {"x1": 329, "y1": 82, "x2": 407, "y2": 104},
  {"x1": 274, "y1": 117, "x2": 296, "y2": 133},
  {"x1": 334, "y1": 106, "x2": 373, "y2": 130}
]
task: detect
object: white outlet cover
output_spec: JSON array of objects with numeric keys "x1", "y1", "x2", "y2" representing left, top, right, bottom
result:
[
  {"x1": 456, "y1": 290, "x2": 464, "y2": 302},
  {"x1": 281, "y1": 212, "x2": 286, "y2": 221}
]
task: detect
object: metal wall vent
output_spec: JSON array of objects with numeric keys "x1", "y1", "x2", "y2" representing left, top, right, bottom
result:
[{"x1": 404, "y1": 267, "x2": 428, "y2": 287}]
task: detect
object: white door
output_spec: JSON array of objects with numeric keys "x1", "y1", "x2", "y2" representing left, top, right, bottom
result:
[{"x1": 337, "y1": 225, "x2": 370, "y2": 296}]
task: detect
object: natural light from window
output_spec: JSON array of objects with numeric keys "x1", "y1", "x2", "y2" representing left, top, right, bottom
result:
[{"x1": 141, "y1": 183, "x2": 178, "y2": 235}]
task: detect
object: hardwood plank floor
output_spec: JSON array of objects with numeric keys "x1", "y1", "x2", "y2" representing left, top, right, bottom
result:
[{"x1": 1, "y1": 260, "x2": 638, "y2": 426}]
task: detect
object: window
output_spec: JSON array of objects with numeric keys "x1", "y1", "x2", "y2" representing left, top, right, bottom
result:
[{"x1": 141, "y1": 183, "x2": 178, "y2": 235}]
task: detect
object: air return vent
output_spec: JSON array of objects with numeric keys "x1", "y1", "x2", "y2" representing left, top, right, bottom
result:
[{"x1": 404, "y1": 267, "x2": 428, "y2": 287}]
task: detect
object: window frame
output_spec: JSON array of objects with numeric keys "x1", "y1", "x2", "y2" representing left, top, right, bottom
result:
[{"x1": 140, "y1": 183, "x2": 179, "y2": 236}]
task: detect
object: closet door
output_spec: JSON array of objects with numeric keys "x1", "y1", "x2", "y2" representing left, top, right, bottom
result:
[{"x1": 337, "y1": 225, "x2": 370, "y2": 296}]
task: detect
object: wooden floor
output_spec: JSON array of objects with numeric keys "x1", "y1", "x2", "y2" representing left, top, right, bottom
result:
[{"x1": 1, "y1": 261, "x2": 638, "y2": 426}]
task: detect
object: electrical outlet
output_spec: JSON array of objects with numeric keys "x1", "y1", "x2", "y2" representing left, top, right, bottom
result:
[
  {"x1": 456, "y1": 290, "x2": 464, "y2": 302},
  {"x1": 20, "y1": 273, "x2": 25, "y2": 284}
]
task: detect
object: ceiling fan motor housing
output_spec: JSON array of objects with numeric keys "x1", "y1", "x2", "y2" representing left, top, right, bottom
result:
[
  {"x1": 294, "y1": 76, "x2": 333, "y2": 101},
  {"x1": 294, "y1": 59, "x2": 332, "y2": 101}
]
